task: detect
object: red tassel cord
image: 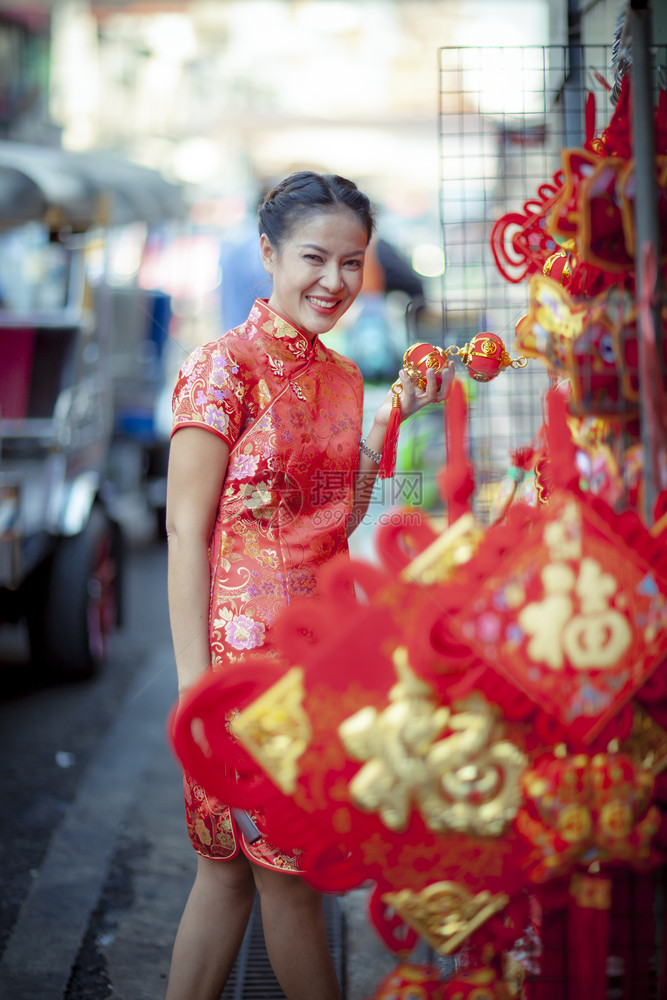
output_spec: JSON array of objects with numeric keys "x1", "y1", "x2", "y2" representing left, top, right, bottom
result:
[
  {"x1": 585, "y1": 90, "x2": 596, "y2": 149},
  {"x1": 378, "y1": 382, "x2": 403, "y2": 480},
  {"x1": 436, "y1": 378, "x2": 475, "y2": 523}
]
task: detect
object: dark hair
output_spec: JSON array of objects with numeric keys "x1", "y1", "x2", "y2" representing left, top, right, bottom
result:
[{"x1": 258, "y1": 171, "x2": 375, "y2": 248}]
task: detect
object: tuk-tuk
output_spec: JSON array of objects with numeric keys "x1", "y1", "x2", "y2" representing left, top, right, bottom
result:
[{"x1": 0, "y1": 141, "x2": 182, "y2": 677}]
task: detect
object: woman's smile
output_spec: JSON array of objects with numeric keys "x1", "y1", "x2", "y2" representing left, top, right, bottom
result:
[{"x1": 306, "y1": 294, "x2": 342, "y2": 312}]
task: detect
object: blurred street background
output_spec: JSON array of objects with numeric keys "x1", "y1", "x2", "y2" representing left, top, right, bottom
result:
[{"x1": 0, "y1": 1, "x2": 665, "y2": 998}]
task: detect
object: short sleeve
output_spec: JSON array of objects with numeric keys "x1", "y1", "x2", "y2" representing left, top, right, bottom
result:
[{"x1": 171, "y1": 339, "x2": 246, "y2": 448}]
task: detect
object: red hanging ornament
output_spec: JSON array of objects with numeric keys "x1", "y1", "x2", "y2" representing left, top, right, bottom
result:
[
  {"x1": 543, "y1": 240, "x2": 577, "y2": 288},
  {"x1": 402, "y1": 342, "x2": 448, "y2": 389},
  {"x1": 365, "y1": 961, "x2": 445, "y2": 1000},
  {"x1": 378, "y1": 337, "x2": 526, "y2": 478},
  {"x1": 377, "y1": 383, "x2": 403, "y2": 480},
  {"x1": 378, "y1": 343, "x2": 449, "y2": 480},
  {"x1": 455, "y1": 332, "x2": 527, "y2": 383}
]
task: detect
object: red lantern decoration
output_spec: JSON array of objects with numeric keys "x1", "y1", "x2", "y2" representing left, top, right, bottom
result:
[
  {"x1": 543, "y1": 244, "x2": 577, "y2": 287},
  {"x1": 441, "y1": 966, "x2": 510, "y2": 999},
  {"x1": 366, "y1": 962, "x2": 445, "y2": 1000},
  {"x1": 402, "y1": 342, "x2": 448, "y2": 390},
  {"x1": 456, "y1": 332, "x2": 526, "y2": 383},
  {"x1": 379, "y1": 337, "x2": 527, "y2": 479},
  {"x1": 379, "y1": 343, "x2": 451, "y2": 480}
]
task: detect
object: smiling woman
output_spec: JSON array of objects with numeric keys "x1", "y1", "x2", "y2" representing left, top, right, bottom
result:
[
  {"x1": 258, "y1": 173, "x2": 372, "y2": 342},
  {"x1": 164, "y1": 170, "x2": 454, "y2": 1000},
  {"x1": 260, "y1": 210, "x2": 367, "y2": 340}
]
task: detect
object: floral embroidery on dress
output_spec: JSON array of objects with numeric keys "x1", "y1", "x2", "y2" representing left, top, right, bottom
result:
[
  {"x1": 180, "y1": 345, "x2": 203, "y2": 377},
  {"x1": 256, "y1": 379, "x2": 272, "y2": 408},
  {"x1": 241, "y1": 482, "x2": 272, "y2": 517},
  {"x1": 225, "y1": 613, "x2": 266, "y2": 650},
  {"x1": 263, "y1": 317, "x2": 297, "y2": 339},
  {"x1": 216, "y1": 532, "x2": 238, "y2": 573},
  {"x1": 228, "y1": 451, "x2": 260, "y2": 481},
  {"x1": 204, "y1": 404, "x2": 230, "y2": 437}
]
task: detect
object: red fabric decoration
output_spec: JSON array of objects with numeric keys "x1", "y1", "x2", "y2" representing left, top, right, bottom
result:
[
  {"x1": 455, "y1": 489, "x2": 667, "y2": 746},
  {"x1": 514, "y1": 274, "x2": 667, "y2": 418},
  {"x1": 585, "y1": 90, "x2": 596, "y2": 148},
  {"x1": 636, "y1": 242, "x2": 667, "y2": 493},
  {"x1": 593, "y1": 75, "x2": 633, "y2": 158},
  {"x1": 544, "y1": 387, "x2": 579, "y2": 493},
  {"x1": 566, "y1": 875, "x2": 611, "y2": 1000}
]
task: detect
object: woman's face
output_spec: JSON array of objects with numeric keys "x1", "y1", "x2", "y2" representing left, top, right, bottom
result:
[{"x1": 260, "y1": 208, "x2": 368, "y2": 340}]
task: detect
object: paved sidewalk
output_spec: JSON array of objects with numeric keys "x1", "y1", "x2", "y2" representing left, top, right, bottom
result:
[{"x1": 0, "y1": 646, "x2": 178, "y2": 1000}]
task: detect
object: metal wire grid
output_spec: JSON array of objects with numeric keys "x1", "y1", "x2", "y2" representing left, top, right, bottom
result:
[
  {"x1": 438, "y1": 43, "x2": 666, "y2": 519},
  {"x1": 219, "y1": 893, "x2": 346, "y2": 999}
]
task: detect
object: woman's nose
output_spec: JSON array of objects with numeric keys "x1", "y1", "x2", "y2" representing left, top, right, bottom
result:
[{"x1": 320, "y1": 262, "x2": 343, "y2": 290}]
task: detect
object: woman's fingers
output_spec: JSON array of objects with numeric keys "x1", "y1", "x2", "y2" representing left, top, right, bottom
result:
[
  {"x1": 437, "y1": 362, "x2": 456, "y2": 401},
  {"x1": 399, "y1": 363, "x2": 455, "y2": 415},
  {"x1": 384, "y1": 361, "x2": 455, "y2": 423}
]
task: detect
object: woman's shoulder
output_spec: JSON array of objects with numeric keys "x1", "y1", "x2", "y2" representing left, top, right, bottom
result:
[{"x1": 177, "y1": 319, "x2": 259, "y2": 374}]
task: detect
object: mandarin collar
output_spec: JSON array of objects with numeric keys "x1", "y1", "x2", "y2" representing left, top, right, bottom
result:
[{"x1": 249, "y1": 298, "x2": 322, "y2": 360}]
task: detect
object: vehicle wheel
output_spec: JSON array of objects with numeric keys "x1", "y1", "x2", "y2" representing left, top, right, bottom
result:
[{"x1": 28, "y1": 507, "x2": 120, "y2": 679}]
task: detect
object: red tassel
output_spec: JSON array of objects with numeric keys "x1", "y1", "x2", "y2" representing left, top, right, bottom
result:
[
  {"x1": 378, "y1": 391, "x2": 402, "y2": 479},
  {"x1": 436, "y1": 378, "x2": 475, "y2": 522},
  {"x1": 545, "y1": 386, "x2": 579, "y2": 492},
  {"x1": 567, "y1": 875, "x2": 611, "y2": 1000},
  {"x1": 585, "y1": 90, "x2": 596, "y2": 146}
]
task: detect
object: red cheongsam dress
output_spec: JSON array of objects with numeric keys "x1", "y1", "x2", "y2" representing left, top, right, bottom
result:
[{"x1": 171, "y1": 298, "x2": 364, "y2": 871}]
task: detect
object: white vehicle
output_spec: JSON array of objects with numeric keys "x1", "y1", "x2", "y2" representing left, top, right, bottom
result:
[{"x1": 0, "y1": 142, "x2": 182, "y2": 677}]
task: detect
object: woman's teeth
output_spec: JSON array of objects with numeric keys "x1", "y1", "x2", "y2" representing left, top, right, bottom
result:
[{"x1": 308, "y1": 297, "x2": 338, "y2": 308}]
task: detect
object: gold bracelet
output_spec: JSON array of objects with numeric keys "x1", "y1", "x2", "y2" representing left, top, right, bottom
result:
[{"x1": 360, "y1": 437, "x2": 382, "y2": 465}]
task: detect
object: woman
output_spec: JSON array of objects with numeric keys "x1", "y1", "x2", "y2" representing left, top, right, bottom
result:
[{"x1": 165, "y1": 171, "x2": 453, "y2": 1000}]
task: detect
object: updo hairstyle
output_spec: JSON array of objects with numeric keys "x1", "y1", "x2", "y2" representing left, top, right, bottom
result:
[{"x1": 258, "y1": 171, "x2": 375, "y2": 250}]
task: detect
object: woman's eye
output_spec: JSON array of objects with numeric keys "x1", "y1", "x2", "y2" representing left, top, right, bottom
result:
[
  {"x1": 304, "y1": 254, "x2": 323, "y2": 263},
  {"x1": 345, "y1": 260, "x2": 363, "y2": 269}
]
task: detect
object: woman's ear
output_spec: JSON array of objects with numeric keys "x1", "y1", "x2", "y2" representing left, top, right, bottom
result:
[{"x1": 259, "y1": 233, "x2": 275, "y2": 274}]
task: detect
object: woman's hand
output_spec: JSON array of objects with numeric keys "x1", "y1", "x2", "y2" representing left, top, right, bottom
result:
[{"x1": 373, "y1": 361, "x2": 456, "y2": 429}]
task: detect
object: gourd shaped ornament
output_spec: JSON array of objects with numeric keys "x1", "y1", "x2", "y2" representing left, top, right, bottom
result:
[{"x1": 378, "y1": 336, "x2": 527, "y2": 479}]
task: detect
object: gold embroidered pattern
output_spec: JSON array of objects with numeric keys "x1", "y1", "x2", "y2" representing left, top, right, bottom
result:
[
  {"x1": 231, "y1": 667, "x2": 311, "y2": 794},
  {"x1": 338, "y1": 648, "x2": 527, "y2": 835},
  {"x1": 382, "y1": 882, "x2": 510, "y2": 956},
  {"x1": 518, "y1": 502, "x2": 632, "y2": 670},
  {"x1": 401, "y1": 512, "x2": 484, "y2": 586}
]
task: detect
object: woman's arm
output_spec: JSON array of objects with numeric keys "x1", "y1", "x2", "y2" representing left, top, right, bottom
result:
[
  {"x1": 347, "y1": 364, "x2": 455, "y2": 536},
  {"x1": 165, "y1": 427, "x2": 230, "y2": 698}
]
